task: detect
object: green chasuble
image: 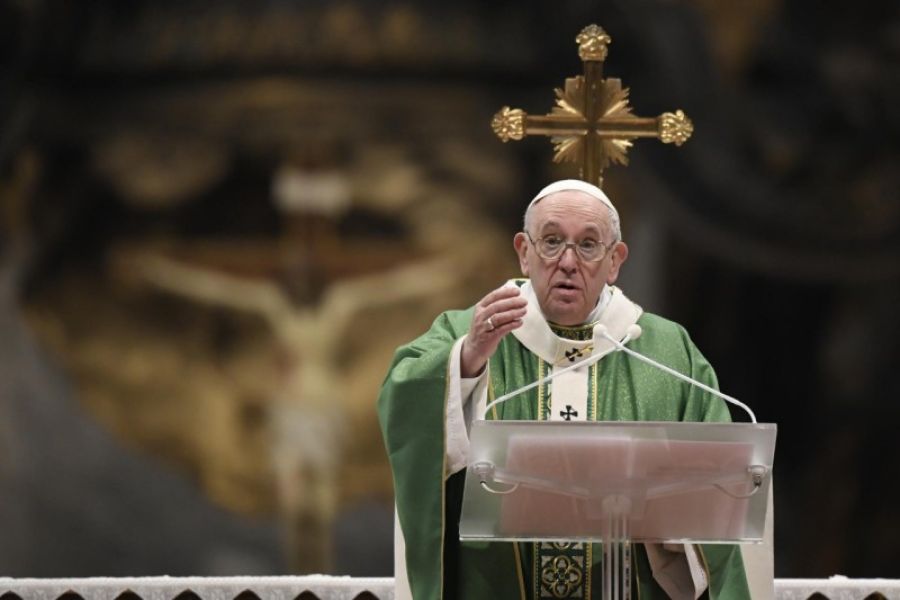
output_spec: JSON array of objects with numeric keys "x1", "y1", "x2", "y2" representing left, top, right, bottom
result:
[{"x1": 378, "y1": 281, "x2": 750, "y2": 600}]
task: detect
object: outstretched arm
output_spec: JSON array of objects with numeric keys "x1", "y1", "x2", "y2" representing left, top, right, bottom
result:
[
  {"x1": 123, "y1": 252, "x2": 293, "y2": 331},
  {"x1": 318, "y1": 254, "x2": 464, "y2": 337}
]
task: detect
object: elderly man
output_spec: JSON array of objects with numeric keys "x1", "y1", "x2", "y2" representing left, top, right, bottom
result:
[{"x1": 378, "y1": 180, "x2": 751, "y2": 599}]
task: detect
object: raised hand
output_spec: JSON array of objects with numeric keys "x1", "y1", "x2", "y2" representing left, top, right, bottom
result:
[{"x1": 460, "y1": 286, "x2": 528, "y2": 377}]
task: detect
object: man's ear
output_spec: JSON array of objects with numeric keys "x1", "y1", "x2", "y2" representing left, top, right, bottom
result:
[
  {"x1": 606, "y1": 241, "x2": 629, "y2": 284},
  {"x1": 513, "y1": 232, "x2": 530, "y2": 276}
]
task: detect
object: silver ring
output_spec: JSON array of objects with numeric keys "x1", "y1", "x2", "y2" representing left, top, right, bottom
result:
[{"x1": 487, "y1": 316, "x2": 496, "y2": 331}]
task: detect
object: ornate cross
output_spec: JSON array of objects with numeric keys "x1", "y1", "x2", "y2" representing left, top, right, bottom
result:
[
  {"x1": 560, "y1": 405, "x2": 579, "y2": 421},
  {"x1": 491, "y1": 24, "x2": 694, "y2": 188}
]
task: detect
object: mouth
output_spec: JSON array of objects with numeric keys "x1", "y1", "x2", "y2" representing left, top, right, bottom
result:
[{"x1": 552, "y1": 282, "x2": 580, "y2": 292}]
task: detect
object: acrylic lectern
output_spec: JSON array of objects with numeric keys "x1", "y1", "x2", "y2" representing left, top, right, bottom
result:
[{"x1": 459, "y1": 420, "x2": 777, "y2": 599}]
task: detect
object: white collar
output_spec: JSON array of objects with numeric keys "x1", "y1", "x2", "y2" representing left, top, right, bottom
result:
[
  {"x1": 586, "y1": 285, "x2": 612, "y2": 323},
  {"x1": 508, "y1": 280, "x2": 642, "y2": 365}
]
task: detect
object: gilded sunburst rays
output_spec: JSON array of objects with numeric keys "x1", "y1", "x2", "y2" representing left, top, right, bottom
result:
[{"x1": 550, "y1": 77, "x2": 638, "y2": 168}]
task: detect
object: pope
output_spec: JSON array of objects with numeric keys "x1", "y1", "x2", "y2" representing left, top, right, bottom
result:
[{"x1": 378, "y1": 180, "x2": 753, "y2": 599}]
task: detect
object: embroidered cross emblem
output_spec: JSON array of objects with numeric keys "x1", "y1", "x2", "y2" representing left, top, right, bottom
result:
[
  {"x1": 560, "y1": 405, "x2": 578, "y2": 421},
  {"x1": 564, "y1": 348, "x2": 584, "y2": 362}
]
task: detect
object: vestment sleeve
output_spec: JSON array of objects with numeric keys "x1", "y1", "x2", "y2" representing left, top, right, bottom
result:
[
  {"x1": 446, "y1": 335, "x2": 489, "y2": 476},
  {"x1": 377, "y1": 309, "x2": 472, "y2": 600}
]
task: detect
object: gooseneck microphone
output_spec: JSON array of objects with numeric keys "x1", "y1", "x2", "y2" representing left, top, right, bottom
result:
[
  {"x1": 482, "y1": 323, "x2": 757, "y2": 423},
  {"x1": 481, "y1": 325, "x2": 641, "y2": 419},
  {"x1": 594, "y1": 324, "x2": 757, "y2": 424}
]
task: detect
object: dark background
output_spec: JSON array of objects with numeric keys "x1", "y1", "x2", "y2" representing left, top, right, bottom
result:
[{"x1": 1, "y1": 0, "x2": 898, "y2": 579}]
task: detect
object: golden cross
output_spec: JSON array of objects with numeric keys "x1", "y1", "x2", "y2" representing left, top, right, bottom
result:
[{"x1": 491, "y1": 24, "x2": 694, "y2": 188}]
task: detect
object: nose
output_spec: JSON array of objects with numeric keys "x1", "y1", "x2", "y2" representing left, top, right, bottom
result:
[{"x1": 558, "y1": 245, "x2": 579, "y2": 273}]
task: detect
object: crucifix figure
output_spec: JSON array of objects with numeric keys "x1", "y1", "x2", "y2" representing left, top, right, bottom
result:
[
  {"x1": 560, "y1": 405, "x2": 579, "y2": 421},
  {"x1": 124, "y1": 248, "x2": 464, "y2": 573},
  {"x1": 491, "y1": 24, "x2": 694, "y2": 187}
]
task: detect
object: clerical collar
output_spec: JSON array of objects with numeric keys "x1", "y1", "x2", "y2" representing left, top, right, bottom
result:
[
  {"x1": 510, "y1": 279, "x2": 642, "y2": 365},
  {"x1": 520, "y1": 281, "x2": 612, "y2": 341}
]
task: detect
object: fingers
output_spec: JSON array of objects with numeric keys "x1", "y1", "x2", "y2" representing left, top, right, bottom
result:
[
  {"x1": 485, "y1": 305, "x2": 527, "y2": 332},
  {"x1": 488, "y1": 315, "x2": 524, "y2": 335},
  {"x1": 487, "y1": 295, "x2": 528, "y2": 316},
  {"x1": 478, "y1": 286, "x2": 527, "y2": 330},
  {"x1": 460, "y1": 312, "x2": 522, "y2": 377},
  {"x1": 461, "y1": 286, "x2": 527, "y2": 377},
  {"x1": 481, "y1": 287, "x2": 527, "y2": 334},
  {"x1": 478, "y1": 285, "x2": 523, "y2": 308},
  {"x1": 480, "y1": 287, "x2": 527, "y2": 315}
]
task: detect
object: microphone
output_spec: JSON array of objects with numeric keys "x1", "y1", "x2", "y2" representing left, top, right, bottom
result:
[
  {"x1": 593, "y1": 325, "x2": 757, "y2": 423},
  {"x1": 482, "y1": 323, "x2": 642, "y2": 419},
  {"x1": 625, "y1": 324, "x2": 642, "y2": 341}
]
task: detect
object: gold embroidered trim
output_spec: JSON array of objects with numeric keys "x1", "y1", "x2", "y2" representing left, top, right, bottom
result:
[
  {"x1": 487, "y1": 360, "x2": 498, "y2": 421},
  {"x1": 514, "y1": 542, "x2": 527, "y2": 600},
  {"x1": 538, "y1": 358, "x2": 548, "y2": 420},
  {"x1": 549, "y1": 322, "x2": 598, "y2": 341},
  {"x1": 585, "y1": 543, "x2": 593, "y2": 598},
  {"x1": 633, "y1": 543, "x2": 642, "y2": 600},
  {"x1": 538, "y1": 542, "x2": 587, "y2": 598}
]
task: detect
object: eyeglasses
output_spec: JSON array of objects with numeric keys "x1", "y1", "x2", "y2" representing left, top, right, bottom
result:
[{"x1": 525, "y1": 231, "x2": 613, "y2": 262}]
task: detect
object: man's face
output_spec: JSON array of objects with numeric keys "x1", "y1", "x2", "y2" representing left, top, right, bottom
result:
[{"x1": 514, "y1": 190, "x2": 628, "y2": 326}]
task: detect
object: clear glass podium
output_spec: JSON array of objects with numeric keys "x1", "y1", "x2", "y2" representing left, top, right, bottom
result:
[{"x1": 459, "y1": 420, "x2": 777, "y2": 598}]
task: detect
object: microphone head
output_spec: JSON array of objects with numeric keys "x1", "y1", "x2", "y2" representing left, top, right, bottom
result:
[
  {"x1": 592, "y1": 323, "x2": 610, "y2": 339},
  {"x1": 626, "y1": 324, "x2": 643, "y2": 341},
  {"x1": 593, "y1": 323, "x2": 641, "y2": 344}
]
